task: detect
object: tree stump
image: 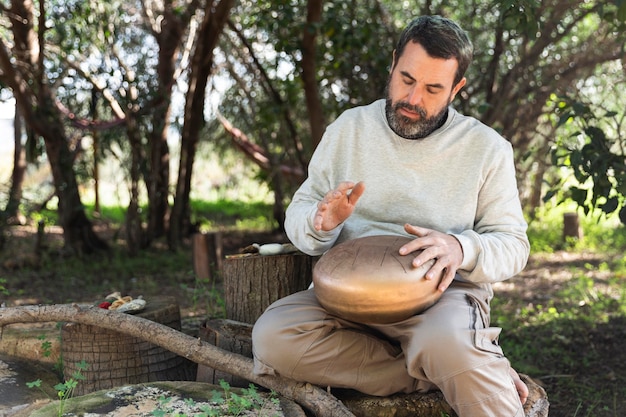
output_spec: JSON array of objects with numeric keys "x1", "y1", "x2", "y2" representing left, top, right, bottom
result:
[
  {"x1": 62, "y1": 296, "x2": 196, "y2": 396},
  {"x1": 563, "y1": 212, "x2": 583, "y2": 241},
  {"x1": 197, "y1": 318, "x2": 549, "y2": 417},
  {"x1": 196, "y1": 319, "x2": 254, "y2": 387},
  {"x1": 222, "y1": 253, "x2": 313, "y2": 324},
  {"x1": 192, "y1": 231, "x2": 223, "y2": 280}
]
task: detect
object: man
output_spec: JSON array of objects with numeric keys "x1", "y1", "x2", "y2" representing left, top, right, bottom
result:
[{"x1": 252, "y1": 15, "x2": 530, "y2": 417}]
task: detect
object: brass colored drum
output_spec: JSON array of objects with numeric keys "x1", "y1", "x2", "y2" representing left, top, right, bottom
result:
[{"x1": 313, "y1": 235, "x2": 443, "y2": 324}]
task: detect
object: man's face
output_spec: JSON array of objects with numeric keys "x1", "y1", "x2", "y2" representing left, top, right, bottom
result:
[{"x1": 385, "y1": 42, "x2": 466, "y2": 139}]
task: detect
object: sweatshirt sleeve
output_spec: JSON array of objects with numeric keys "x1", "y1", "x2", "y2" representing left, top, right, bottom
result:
[
  {"x1": 451, "y1": 142, "x2": 530, "y2": 283},
  {"x1": 284, "y1": 133, "x2": 344, "y2": 256}
]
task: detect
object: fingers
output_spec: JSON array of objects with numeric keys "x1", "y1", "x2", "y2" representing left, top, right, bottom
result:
[
  {"x1": 314, "y1": 181, "x2": 365, "y2": 231},
  {"x1": 510, "y1": 368, "x2": 529, "y2": 405},
  {"x1": 348, "y1": 181, "x2": 366, "y2": 203},
  {"x1": 400, "y1": 223, "x2": 463, "y2": 292}
]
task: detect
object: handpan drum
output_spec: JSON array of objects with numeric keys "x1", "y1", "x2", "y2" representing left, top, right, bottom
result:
[{"x1": 312, "y1": 235, "x2": 443, "y2": 324}]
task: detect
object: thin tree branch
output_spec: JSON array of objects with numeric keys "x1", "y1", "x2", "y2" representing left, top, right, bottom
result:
[{"x1": 0, "y1": 303, "x2": 356, "y2": 417}]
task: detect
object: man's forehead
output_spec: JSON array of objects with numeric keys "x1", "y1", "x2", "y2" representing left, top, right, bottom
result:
[{"x1": 395, "y1": 42, "x2": 458, "y2": 86}]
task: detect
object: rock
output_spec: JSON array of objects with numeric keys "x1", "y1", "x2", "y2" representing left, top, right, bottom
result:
[
  {"x1": 0, "y1": 354, "x2": 58, "y2": 417},
  {"x1": 27, "y1": 381, "x2": 306, "y2": 417}
]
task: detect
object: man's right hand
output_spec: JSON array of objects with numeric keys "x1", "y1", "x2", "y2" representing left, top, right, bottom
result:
[{"x1": 314, "y1": 181, "x2": 365, "y2": 231}]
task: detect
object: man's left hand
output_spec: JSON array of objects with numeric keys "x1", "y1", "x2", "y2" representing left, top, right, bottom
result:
[{"x1": 399, "y1": 223, "x2": 463, "y2": 292}]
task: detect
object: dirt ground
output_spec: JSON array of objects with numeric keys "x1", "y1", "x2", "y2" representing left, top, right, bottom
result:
[{"x1": 1, "y1": 222, "x2": 625, "y2": 417}]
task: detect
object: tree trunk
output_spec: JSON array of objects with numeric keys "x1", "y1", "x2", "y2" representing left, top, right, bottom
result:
[
  {"x1": 222, "y1": 253, "x2": 313, "y2": 324},
  {"x1": 62, "y1": 296, "x2": 195, "y2": 396},
  {"x1": 169, "y1": 0, "x2": 235, "y2": 250},
  {"x1": 146, "y1": 127, "x2": 170, "y2": 242},
  {"x1": 0, "y1": 304, "x2": 356, "y2": 417},
  {"x1": 4, "y1": 106, "x2": 26, "y2": 224},
  {"x1": 0, "y1": 0, "x2": 107, "y2": 255},
  {"x1": 40, "y1": 110, "x2": 108, "y2": 254},
  {"x1": 143, "y1": 0, "x2": 192, "y2": 244},
  {"x1": 91, "y1": 88, "x2": 101, "y2": 216},
  {"x1": 301, "y1": 0, "x2": 326, "y2": 150},
  {"x1": 126, "y1": 116, "x2": 145, "y2": 255}
]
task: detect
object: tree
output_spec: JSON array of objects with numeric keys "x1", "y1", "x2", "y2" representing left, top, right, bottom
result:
[
  {"x1": 168, "y1": 0, "x2": 235, "y2": 249},
  {"x1": 449, "y1": 0, "x2": 626, "y2": 213},
  {"x1": 2, "y1": 0, "x2": 625, "y2": 252},
  {"x1": 0, "y1": 0, "x2": 107, "y2": 254},
  {"x1": 141, "y1": 0, "x2": 202, "y2": 245},
  {"x1": 548, "y1": 71, "x2": 626, "y2": 224},
  {"x1": 216, "y1": 0, "x2": 626, "y2": 220}
]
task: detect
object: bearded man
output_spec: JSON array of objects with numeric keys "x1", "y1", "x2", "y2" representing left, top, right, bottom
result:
[{"x1": 252, "y1": 15, "x2": 530, "y2": 417}]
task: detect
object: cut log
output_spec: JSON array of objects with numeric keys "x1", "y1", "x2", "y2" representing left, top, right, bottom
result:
[
  {"x1": 196, "y1": 318, "x2": 253, "y2": 387},
  {"x1": 222, "y1": 253, "x2": 313, "y2": 324},
  {"x1": 563, "y1": 212, "x2": 583, "y2": 241},
  {"x1": 192, "y1": 231, "x2": 223, "y2": 280},
  {"x1": 61, "y1": 296, "x2": 196, "y2": 396},
  {"x1": 198, "y1": 318, "x2": 550, "y2": 417}
]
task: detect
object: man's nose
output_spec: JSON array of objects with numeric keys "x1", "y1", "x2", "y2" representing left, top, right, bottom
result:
[{"x1": 406, "y1": 86, "x2": 423, "y2": 106}]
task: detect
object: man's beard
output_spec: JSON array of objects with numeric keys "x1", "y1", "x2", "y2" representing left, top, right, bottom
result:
[{"x1": 385, "y1": 87, "x2": 450, "y2": 140}]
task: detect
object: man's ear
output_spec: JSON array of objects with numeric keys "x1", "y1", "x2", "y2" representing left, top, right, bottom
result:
[
  {"x1": 390, "y1": 50, "x2": 397, "y2": 73},
  {"x1": 451, "y1": 77, "x2": 467, "y2": 101}
]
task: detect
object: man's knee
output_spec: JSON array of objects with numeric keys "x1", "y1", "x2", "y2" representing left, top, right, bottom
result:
[
  {"x1": 410, "y1": 323, "x2": 504, "y2": 380},
  {"x1": 252, "y1": 309, "x2": 286, "y2": 370}
]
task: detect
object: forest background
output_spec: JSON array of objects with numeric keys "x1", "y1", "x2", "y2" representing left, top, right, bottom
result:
[
  {"x1": 0, "y1": 0, "x2": 625, "y2": 253},
  {"x1": 0, "y1": 1, "x2": 626, "y2": 416}
]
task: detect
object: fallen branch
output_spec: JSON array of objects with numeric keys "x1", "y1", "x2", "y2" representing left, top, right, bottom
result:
[{"x1": 0, "y1": 303, "x2": 355, "y2": 417}]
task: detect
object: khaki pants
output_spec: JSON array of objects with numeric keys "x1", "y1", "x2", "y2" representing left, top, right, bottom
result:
[{"x1": 252, "y1": 281, "x2": 524, "y2": 417}]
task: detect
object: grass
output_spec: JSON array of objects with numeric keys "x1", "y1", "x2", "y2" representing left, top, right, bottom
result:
[{"x1": 494, "y1": 205, "x2": 626, "y2": 417}]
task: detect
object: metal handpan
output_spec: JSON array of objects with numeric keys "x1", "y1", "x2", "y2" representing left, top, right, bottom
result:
[{"x1": 313, "y1": 235, "x2": 443, "y2": 324}]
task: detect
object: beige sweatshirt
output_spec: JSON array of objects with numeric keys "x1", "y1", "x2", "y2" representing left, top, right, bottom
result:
[{"x1": 285, "y1": 99, "x2": 529, "y2": 296}]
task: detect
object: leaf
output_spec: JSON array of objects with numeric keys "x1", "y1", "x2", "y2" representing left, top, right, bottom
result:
[
  {"x1": 26, "y1": 379, "x2": 42, "y2": 388},
  {"x1": 76, "y1": 360, "x2": 90, "y2": 370},
  {"x1": 570, "y1": 187, "x2": 588, "y2": 206},
  {"x1": 585, "y1": 126, "x2": 607, "y2": 150},
  {"x1": 618, "y1": 0, "x2": 626, "y2": 22},
  {"x1": 600, "y1": 196, "x2": 619, "y2": 214},
  {"x1": 619, "y1": 205, "x2": 626, "y2": 225},
  {"x1": 543, "y1": 188, "x2": 558, "y2": 202}
]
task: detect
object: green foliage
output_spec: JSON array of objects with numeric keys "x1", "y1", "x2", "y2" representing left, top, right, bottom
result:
[
  {"x1": 150, "y1": 381, "x2": 281, "y2": 417},
  {"x1": 527, "y1": 203, "x2": 626, "y2": 253},
  {"x1": 191, "y1": 199, "x2": 276, "y2": 232},
  {"x1": 548, "y1": 88, "x2": 626, "y2": 225},
  {"x1": 180, "y1": 275, "x2": 225, "y2": 319},
  {"x1": 0, "y1": 278, "x2": 9, "y2": 296},
  {"x1": 27, "y1": 360, "x2": 88, "y2": 417}
]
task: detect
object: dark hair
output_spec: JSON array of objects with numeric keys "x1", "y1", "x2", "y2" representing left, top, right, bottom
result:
[{"x1": 394, "y1": 15, "x2": 473, "y2": 86}]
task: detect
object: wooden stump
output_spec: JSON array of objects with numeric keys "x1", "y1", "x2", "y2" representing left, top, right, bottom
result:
[
  {"x1": 192, "y1": 232, "x2": 223, "y2": 280},
  {"x1": 62, "y1": 296, "x2": 196, "y2": 396},
  {"x1": 197, "y1": 318, "x2": 549, "y2": 417},
  {"x1": 563, "y1": 212, "x2": 583, "y2": 241},
  {"x1": 196, "y1": 319, "x2": 254, "y2": 387},
  {"x1": 222, "y1": 253, "x2": 313, "y2": 324}
]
